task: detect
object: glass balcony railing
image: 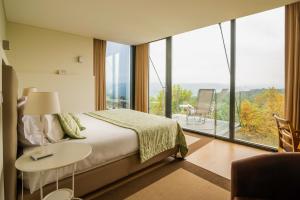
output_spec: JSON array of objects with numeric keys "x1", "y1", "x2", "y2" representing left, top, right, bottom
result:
[
  {"x1": 161, "y1": 85, "x2": 282, "y2": 147},
  {"x1": 169, "y1": 85, "x2": 230, "y2": 137}
]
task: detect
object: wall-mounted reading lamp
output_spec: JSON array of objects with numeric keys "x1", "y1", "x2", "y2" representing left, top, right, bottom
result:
[{"x1": 2, "y1": 40, "x2": 10, "y2": 50}]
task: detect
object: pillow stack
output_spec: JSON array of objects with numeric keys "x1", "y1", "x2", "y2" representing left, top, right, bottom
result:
[
  {"x1": 17, "y1": 97, "x2": 49, "y2": 146},
  {"x1": 17, "y1": 97, "x2": 86, "y2": 147},
  {"x1": 43, "y1": 115, "x2": 65, "y2": 143}
]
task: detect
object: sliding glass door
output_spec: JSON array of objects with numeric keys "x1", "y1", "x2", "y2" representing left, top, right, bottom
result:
[
  {"x1": 235, "y1": 7, "x2": 284, "y2": 147},
  {"x1": 172, "y1": 22, "x2": 231, "y2": 137},
  {"x1": 106, "y1": 42, "x2": 132, "y2": 109}
]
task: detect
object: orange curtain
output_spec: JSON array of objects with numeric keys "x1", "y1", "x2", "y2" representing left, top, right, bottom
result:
[
  {"x1": 135, "y1": 43, "x2": 149, "y2": 112},
  {"x1": 285, "y1": 2, "x2": 300, "y2": 131},
  {"x1": 93, "y1": 39, "x2": 107, "y2": 110}
]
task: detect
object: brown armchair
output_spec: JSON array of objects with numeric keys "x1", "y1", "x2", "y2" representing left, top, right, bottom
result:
[{"x1": 231, "y1": 153, "x2": 300, "y2": 200}]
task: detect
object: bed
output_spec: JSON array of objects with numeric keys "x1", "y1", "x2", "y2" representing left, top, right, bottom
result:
[{"x1": 2, "y1": 65, "x2": 187, "y2": 200}]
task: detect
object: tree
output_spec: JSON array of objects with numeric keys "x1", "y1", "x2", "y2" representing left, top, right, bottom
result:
[
  {"x1": 239, "y1": 100, "x2": 264, "y2": 133},
  {"x1": 149, "y1": 90, "x2": 165, "y2": 115},
  {"x1": 149, "y1": 85, "x2": 193, "y2": 115},
  {"x1": 238, "y1": 87, "x2": 284, "y2": 146},
  {"x1": 172, "y1": 85, "x2": 193, "y2": 114}
]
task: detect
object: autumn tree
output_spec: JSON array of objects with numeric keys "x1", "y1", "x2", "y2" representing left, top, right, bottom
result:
[{"x1": 238, "y1": 87, "x2": 284, "y2": 146}]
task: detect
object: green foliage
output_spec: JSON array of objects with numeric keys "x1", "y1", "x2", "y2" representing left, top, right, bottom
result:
[
  {"x1": 149, "y1": 85, "x2": 193, "y2": 115},
  {"x1": 149, "y1": 90, "x2": 165, "y2": 116},
  {"x1": 172, "y1": 85, "x2": 193, "y2": 114},
  {"x1": 149, "y1": 85, "x2": 284, "y2": 147},
  {"x1": 216, "y1": 90, "x2": 230, "y2": 121},
  {"x1": 216, "y1": 102, "x2": 229, "y2": 121}
]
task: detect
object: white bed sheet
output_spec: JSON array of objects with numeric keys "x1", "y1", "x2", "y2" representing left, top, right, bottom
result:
[{"x1": 22, "y1": 114, "x2": 139, "y2": 193}]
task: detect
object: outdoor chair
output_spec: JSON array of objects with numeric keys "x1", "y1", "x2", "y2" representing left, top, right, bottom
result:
[{"x1": 185, "y1": 89, "x2": 215, "y2": 124}]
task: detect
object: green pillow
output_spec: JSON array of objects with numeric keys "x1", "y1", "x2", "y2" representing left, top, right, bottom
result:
[
  {"x1": 70, "y1": 113, "x2": 86, "y2": 131},
  {"x1": 57, "y1": 113, "x2": 86, "y2": 139}
]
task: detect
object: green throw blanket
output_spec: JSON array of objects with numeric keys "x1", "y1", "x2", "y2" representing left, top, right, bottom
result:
[{"x1": 85, "y1": 109, "x2": 188, "y2": 163}]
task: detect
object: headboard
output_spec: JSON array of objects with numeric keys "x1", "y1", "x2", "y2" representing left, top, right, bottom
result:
[{"x1": 2, "y1": 65, "x2": 18, "y2": 200}]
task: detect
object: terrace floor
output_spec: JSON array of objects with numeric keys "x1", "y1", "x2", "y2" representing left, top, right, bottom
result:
[
  {"x1": 173, "y1": 114, "x2": 278, "y2": 148},
  {"x1": 172, "y1": 114, "x2": 232, "y2": 137}
]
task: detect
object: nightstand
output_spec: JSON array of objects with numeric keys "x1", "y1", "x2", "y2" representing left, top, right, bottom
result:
[{"x1": 15, "y1": 142, "x2": 92, "y2": 200}]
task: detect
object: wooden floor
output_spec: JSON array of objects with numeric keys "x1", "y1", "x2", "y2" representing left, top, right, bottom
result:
[
  {"x1": 186, "y1": 136, "x2": 268, "y2": 179},
  {"x1": 89, "y1": 132, "x2": 270, "y2": 200}
]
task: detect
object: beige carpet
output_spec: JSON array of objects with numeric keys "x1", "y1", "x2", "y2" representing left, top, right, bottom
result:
[{"x1": 125, "y1": 168, "x2": 230, "y2": 200}]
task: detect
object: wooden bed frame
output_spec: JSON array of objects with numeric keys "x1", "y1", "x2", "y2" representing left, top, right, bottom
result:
[{"x1": 2, "y1": 65, "x2": 178, "y2": 200}]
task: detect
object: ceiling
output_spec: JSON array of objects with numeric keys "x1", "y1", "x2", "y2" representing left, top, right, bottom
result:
[{"x1": 4, "y1": 0, "x2": 299, "y2": 45}]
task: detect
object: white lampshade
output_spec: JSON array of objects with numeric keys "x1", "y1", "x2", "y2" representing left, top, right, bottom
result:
[
  {"x1": 24, "y1": 92, "x2": 61, "y2": 115},
  {"x1": 22, "y1": 87, "x2": 38, "y2": 97}
]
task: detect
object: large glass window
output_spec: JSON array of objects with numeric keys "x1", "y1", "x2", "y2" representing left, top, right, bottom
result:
[
  {"x1": 149, "y1": 39, "x2": 166, "y2": 115},
  {"x1": 235, "y1": 7, "x2": 284, "y2": 147},
  {"x1": 106, "y1": 42, "x2": 131, "y2": 109},
  {"x1": 172, "y1": 22, "x2": 231, "y2": 137},
  {"x1": 147, "y1": 7, "x2": 284, "y2": 150}
]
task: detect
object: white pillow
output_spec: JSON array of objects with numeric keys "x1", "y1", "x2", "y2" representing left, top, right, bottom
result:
[
  {"x1": 17, "y1": 97, "x2": 32, "y2": 147},
  {"x1": 43, "y1": 115, "x2": 64, "y2": 143},
  {"x1": 22, "y1": 115, "x2": 49, "y2": 146}
]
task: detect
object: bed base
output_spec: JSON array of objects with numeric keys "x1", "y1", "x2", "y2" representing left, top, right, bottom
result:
[{"x1": 19, "y1": 147, "x2": 178, "y2": 200}]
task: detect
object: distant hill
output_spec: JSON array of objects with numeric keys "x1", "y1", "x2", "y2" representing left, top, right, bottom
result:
[
  {"x1": 149, "y1": 82, "x2": 229, "y2": 96},
  {"x1": 149, "y1": 82, "x2": 284, "y2": 96},
  {"x1": 107, "y1": 82, "x2": 284, "y2": 99}
]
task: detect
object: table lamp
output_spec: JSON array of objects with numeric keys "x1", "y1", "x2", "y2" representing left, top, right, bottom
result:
[
  {"x1": 24, "y1": 92, "x2": 61, "y2": 159},
  {"x1": 22, "y1": 87, "x2": 38, "y2": 97},
  {"x1": 24, "y1": 92, "x2": 61, "y2": 116}
]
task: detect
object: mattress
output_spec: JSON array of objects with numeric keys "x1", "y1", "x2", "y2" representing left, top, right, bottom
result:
[{"x1": 22, "y1": 114, "x2": 139, "y2": 193}]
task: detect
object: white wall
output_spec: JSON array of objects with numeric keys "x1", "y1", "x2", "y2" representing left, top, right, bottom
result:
[
  {"x1": 7, "y1": 22, "x2": 95, "y2": 112},
  {"x1": 0, "y1": 0, "x2": 7, "y2": 198},
  {"x1": 17, "y1": 73, "x2": 95, "y2": 112},
  {"x1": 0, "y1": 20, "x2": 94, "y2": 199}
]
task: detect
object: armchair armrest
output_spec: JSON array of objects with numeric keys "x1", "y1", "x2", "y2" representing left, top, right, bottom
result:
[{"x1": 231, "y1": 153, "x2": 300, "y2": 200}]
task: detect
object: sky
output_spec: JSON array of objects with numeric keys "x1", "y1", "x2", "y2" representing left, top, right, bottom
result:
[{"x1": 149, "y1": 7, "x2": 284, "y2": 90}]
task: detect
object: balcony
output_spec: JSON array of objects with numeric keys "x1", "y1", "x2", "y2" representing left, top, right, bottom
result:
[
  {"x1": 172, "y1": 114, "x2": 230, "y2": 137},
  {"x1": 150, "y1": 86, "x2": 282, "y2": 148}
]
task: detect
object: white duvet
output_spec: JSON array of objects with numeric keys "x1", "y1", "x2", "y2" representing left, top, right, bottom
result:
[{"x1": 23, "y1": 114, "x2": 139, "y2": 193}]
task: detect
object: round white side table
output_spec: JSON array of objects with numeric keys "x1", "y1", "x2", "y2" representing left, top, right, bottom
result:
[{"x1": 15, "y1": 142, "x2": 92, "y2": 200}]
